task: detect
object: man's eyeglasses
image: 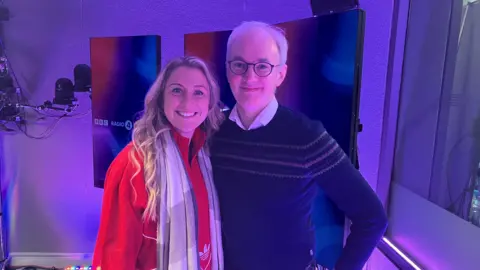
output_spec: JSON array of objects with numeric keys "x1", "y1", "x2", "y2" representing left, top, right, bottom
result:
[{"x1": 227, "y1": 60, "x2": 280, "y2": 77}]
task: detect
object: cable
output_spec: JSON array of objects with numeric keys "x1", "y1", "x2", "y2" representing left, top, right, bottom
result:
[
  {"x1": 9, "y1": 265, "x2": 58, "y2": 270},
  {"x1": 445, "y1": 134, "x2": 471, "y2": 209},
  {"x1": 445, "y1": 112, "x2": 480, "y2": 218},
  {"x1": 12, "y1": 105, "x2": 91, "y2": 140},
  {"x1": 445, "y1": 134, "x2": 478, "y2": 216}
]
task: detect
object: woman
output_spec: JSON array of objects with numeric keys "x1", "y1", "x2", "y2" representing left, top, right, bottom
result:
[{"x1": 93, "y1": 56, "x2": 225, "y2": 270}]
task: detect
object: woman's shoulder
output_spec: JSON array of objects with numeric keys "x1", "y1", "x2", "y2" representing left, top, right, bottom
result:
[
  {"x1": 105, "y1": 142, "x2": 144, "y2": 190},
  {"x1": 103, "y1": 142, "x2": 149, "y2": 212},
  {"x1": 111, "y1": 142, "x2": 142, "y2": 166}
]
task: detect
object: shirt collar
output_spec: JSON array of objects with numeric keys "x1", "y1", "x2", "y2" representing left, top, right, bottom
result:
[{"x1": 229, "y1": 98, "x2": 278, "y2": 130}]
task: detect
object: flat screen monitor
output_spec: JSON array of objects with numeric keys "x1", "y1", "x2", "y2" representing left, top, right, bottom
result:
[{"x1": 91, "y1": 35, "x2": 161, "y2": 188}]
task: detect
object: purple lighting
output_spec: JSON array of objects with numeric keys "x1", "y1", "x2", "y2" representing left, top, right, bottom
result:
[{"x1": 382, "y1": 237, "x2": 422, "y2": 270}]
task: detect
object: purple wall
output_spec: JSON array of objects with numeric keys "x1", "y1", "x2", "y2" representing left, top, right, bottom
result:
[{"x1": 1, "y1": 0, "x2": 394, "y2": 266}]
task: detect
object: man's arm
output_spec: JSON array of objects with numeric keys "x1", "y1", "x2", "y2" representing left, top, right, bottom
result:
[{"x1": 308, "y1": 125, "x2": 388, "y2": 270}]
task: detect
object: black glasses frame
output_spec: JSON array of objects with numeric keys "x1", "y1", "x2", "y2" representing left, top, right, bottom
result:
[{"x1": 227, "y1": 60, "x2": 279, "y2": 77}]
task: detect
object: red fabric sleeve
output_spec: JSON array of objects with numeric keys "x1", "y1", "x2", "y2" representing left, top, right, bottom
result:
[{"x1": 93, "y1": 145, "x2": 146, "y2": 270}]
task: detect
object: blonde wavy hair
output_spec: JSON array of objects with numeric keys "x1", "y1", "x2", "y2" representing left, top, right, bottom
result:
[{"x1": 129, "y1": 56, "x2": 224, "y2": 221}]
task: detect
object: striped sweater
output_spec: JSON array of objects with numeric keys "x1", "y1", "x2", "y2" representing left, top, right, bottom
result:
[{"x1": 211, "y1": 105, "x2": 388, "y2": 270}]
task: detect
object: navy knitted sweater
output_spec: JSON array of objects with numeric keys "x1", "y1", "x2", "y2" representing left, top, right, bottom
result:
[{"x1": 211, "y1": 105, "x2": 388, "y2": 270}]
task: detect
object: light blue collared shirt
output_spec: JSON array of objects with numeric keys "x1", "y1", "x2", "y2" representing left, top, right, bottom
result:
[{"x1": 228, "y1": 98, "x2": 279, "y2": 130}]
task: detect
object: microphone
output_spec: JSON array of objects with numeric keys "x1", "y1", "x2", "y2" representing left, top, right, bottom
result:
[
  {"x1": 73, "y1": 64, "x2": 91, "y2": 92},
  {"x1": 53, "y1": 78, "x2": 76, "y2": 105}
]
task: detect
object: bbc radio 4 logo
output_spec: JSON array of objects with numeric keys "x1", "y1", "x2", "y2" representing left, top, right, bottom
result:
[{"x1": 94, "y1": 118, "x2": 133, "y2": 131}]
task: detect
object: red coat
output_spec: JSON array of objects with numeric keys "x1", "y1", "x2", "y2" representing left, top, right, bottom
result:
[{"x1": 93, "y1": 129, "x2": 211, "y2": 270}]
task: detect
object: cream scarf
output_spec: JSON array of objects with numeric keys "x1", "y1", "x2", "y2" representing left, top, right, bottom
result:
[{"x1": 156, "y1": 132, "x2": 223, "y2": 270}]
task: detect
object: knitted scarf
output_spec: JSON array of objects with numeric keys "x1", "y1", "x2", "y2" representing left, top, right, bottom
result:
[{"x1": 156, "y1": 132, "x2": 223, "y2": 270}]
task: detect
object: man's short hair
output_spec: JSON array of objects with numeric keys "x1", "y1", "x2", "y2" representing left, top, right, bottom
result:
[{"x1": 226, "y1": 21, "x2": 289, "y2": 65}]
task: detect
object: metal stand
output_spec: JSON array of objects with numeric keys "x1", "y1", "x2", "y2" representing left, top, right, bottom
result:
[
  {"x1": 0, "y1": 214, "x2": 8, "y2": 270},
  {"x1": 0, "y1": 20, "x2": 11, "y2": 269},
  {"x1": 0, "y1": 110, "x2": 8, "y2": 269},
  {"x1": 0, "y1": 133, "x2": 8, "y2": 269}
]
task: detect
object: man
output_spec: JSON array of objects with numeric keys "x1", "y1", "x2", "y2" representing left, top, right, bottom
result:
[{"x1": 210, "y1": 21, "x2": 388, "y2": 270}]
